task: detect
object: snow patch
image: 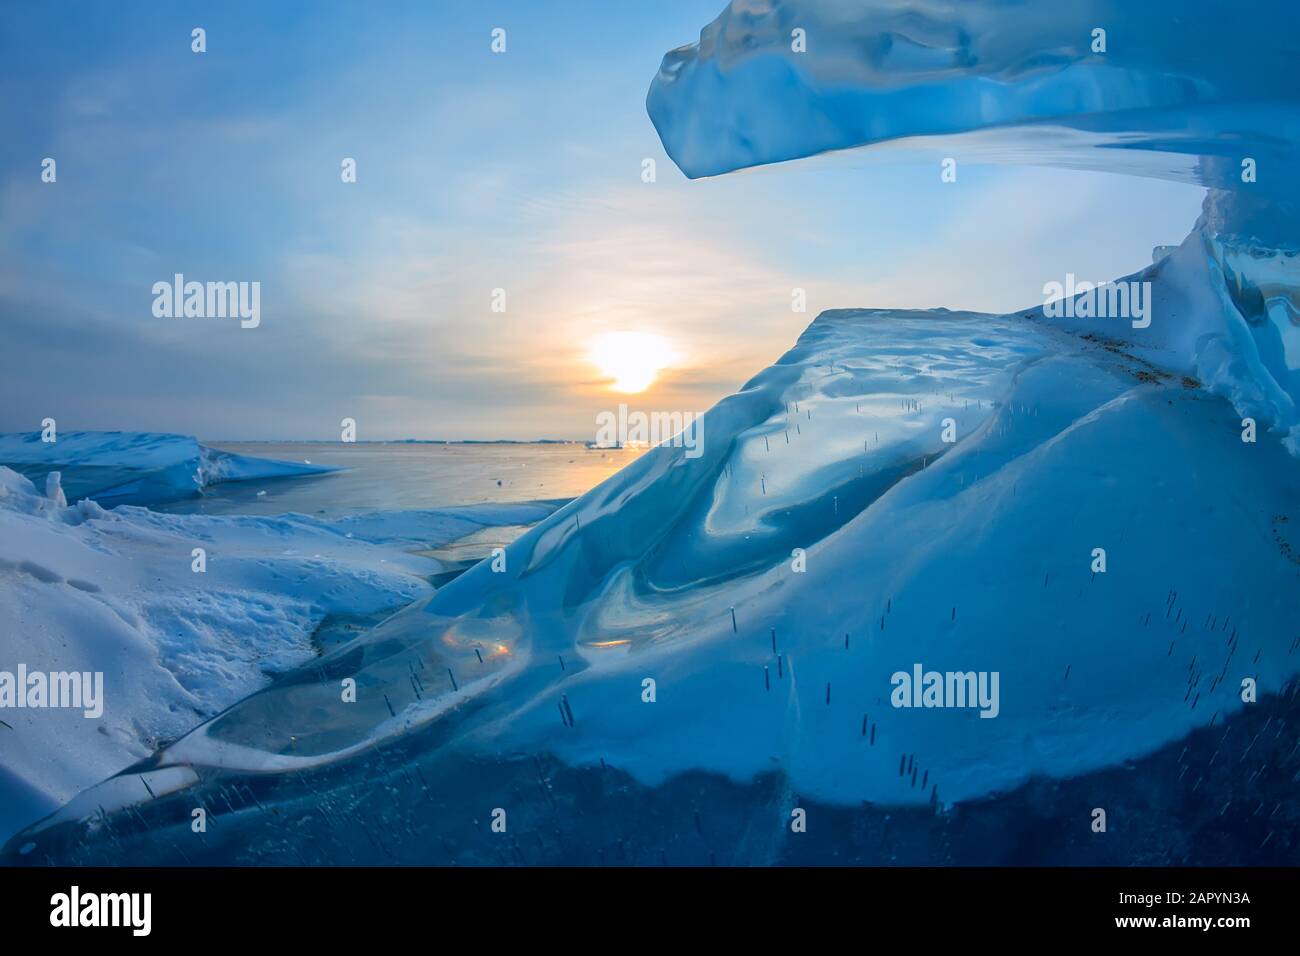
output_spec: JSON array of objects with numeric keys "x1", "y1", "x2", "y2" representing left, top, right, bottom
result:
[{"x1": 0, "y1": 465, "x2": 557, "y2": 840}]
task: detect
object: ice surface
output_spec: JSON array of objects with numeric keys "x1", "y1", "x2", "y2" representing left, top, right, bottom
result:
[{"x1": 0, "y1": 431, "x2": 338, "y2": 507}]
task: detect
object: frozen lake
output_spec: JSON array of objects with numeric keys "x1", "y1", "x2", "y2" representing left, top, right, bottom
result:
[{"x1": 157, "y1": 441, "x2": 648, "y2": 517}]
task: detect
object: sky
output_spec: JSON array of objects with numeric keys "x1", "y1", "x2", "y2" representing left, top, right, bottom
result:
[{"x1": 0, "y1": 0, "x2": 1208, "y2": 441}]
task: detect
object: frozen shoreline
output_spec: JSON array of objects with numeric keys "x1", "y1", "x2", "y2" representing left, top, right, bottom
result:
[{"x1": 0, "y1": 460, "x2": 559, "y2": 841}]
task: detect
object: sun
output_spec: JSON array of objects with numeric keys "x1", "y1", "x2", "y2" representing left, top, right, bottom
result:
[{"x1": 589, "y1": 331, "x2": 677, "y2": 393}]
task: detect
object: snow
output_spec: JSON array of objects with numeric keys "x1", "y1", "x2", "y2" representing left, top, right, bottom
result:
[
  {"x1": 0, "y1": 463, "x2": 557, "y2": 840},
  {"x1": 0, "y1": 431, "x2": 339, "y2": 507}
]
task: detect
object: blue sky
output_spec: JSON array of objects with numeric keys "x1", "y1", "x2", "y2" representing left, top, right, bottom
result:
[{"x1": 0, "y1": 0, "x2": 1206, "y2": 440}]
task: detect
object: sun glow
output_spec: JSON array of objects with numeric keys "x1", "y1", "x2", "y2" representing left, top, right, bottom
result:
[{"x1": 589, "y1": 331, "x2": 677, "y2": 393}]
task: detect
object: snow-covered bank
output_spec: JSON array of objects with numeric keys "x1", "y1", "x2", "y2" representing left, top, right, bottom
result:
[
  {"x1": 0, "y1": 465, "x2": 557, "y2": 840},
  {"x1": 0, "y1": 431, "x2": 338, "y2": 507}
]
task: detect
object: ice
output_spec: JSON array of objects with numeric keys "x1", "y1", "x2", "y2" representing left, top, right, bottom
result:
[
  {"x1": 647, "y1": 0, "x2": 1300, "y2": 193},
  {"x1": 42, "y1": 472, "x2": 66, "y2": 509},
  {"x1": 0, "y1": 431, "x2": 338, "y2": 507}
]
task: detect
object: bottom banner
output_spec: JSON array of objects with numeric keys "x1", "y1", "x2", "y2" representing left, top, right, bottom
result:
[{"x1": 0, "y1": 866, "x2": 1285, "y2": 940}]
